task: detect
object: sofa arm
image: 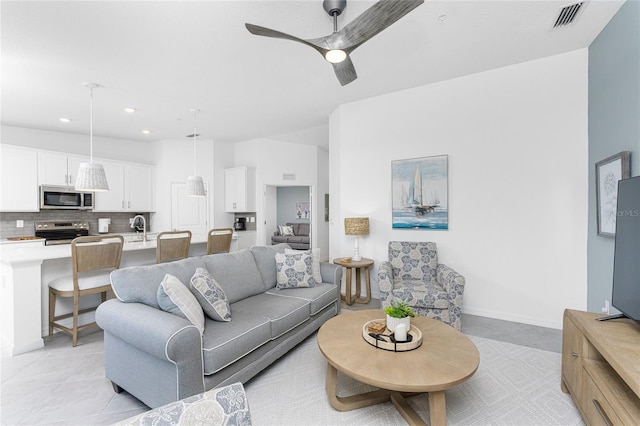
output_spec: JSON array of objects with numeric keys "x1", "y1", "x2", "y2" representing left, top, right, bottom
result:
[
  {"x1": 96, "y1": 300, "x2": 205, "y2": 406},
  {"x1": 114, "y1": 382, "x2": 251, "y2": 426},
  {"x1": 437, "y1": 263, "x2": 465, "y2": 308},
  {"x1": 320, "y1": 261, "x2": 343, "y2": 285},
  {"x1": 377, "y1": 261, "x2": 394, "y2": 296},
  {"x1": 96, "y1": 299, "x2": 202, "y2": 362}
]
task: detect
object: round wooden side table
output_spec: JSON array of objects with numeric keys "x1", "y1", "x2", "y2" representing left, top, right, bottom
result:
[{"x1": 332, "y1": 257, "x2": 374, "y2": 305}]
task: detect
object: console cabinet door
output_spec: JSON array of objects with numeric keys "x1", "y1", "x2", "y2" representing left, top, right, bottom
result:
[
  {"x1": 0, "y1": 145, "x2": 39, "y2": 211},
  {"x1": 562, "y1": 313, "x2": 583, "y2": 396}
]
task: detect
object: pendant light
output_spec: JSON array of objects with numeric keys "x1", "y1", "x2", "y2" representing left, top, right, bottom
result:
[
  {"x1": 75, "y1": 83, "x2": 109, "y2": 191},
  {"x1": 186, "y1": 108, "x2": 206, "y2": 197}
]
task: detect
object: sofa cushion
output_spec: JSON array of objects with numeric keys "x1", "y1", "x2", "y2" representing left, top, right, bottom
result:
[
  {"x1": 190, "y1": 268, "x2": 231, "y2": 322},
  {"x1": 111, "y1": 257, "x2": 207, "y2": 308},
  {"x1": 290, "y1": 223, "x2": 310, "y2": 237},
  {"x1": 201, "y1": 250, "x2": 266, "y2": 304},
  {"x1": 232, "y1": 293, "x2": 309, "y2": 339},
  {"x1": 157, "y1": 274, "x2": 205, "y2": 334},
  {"x1": 267, "y1": 283, "x2": 337, "y2": 316},
  {"x1": 275, "y1": 252, "x2": 315, "y2": 289},
  {"x1": 390, "y1": 279, "x2": 450, "y2": 309},
  {"x1": 250, "y1": 244, "x2": 289, "y2": 290},
  {"x1": 202, "y1": 313, "x2": 271, "y2": 375},
  {"x1": 285, "y1": 248, "x2": 321, "y2": 284}
]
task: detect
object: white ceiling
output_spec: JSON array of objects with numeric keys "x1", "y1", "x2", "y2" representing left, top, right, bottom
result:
[{"x1": 1, "y1": 1, "x2": 624, "y2": 149}]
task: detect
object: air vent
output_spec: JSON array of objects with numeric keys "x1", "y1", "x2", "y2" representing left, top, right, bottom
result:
[
  {"x1": 283, "y1": 173, "x2": 296, "y2": 181},
  {"x1": 553, "y1": 2, "x2": 584, "y2": 28}
]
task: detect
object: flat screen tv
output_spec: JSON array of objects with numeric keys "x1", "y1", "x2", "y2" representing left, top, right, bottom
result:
[{"x1": 600, "y1": 175, "x2": 640, "y2": 323}]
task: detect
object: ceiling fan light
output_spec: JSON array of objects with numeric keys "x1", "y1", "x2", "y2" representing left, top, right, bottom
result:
[
  {"x1": 325, "y1": 49, "x2": 347, "y2": 64},
  {"x1": 75, "y1": 162, "x2": 109, "y2": 192},
  {"x1": 186, "y1": 175, "x2": 206, "y2": 197}
]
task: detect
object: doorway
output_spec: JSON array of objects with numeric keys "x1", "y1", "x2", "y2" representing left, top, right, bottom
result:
[{"x1": 263, "y1": 185, "x2": 311, "y2": 247}]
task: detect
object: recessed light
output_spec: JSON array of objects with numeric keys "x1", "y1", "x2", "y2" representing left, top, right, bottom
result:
[
  {"x1": 141, "y1": 129, "x2": 151, "y2": 135},
  {"x1": 124, "y1": 107, "x2": 136, "y2": 113},
  {"x1": 59, "y1": 117, "x2": 72, "y2": 123}
]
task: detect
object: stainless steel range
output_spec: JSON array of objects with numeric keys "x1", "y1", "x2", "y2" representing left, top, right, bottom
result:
[{"x1": 34, "y1": 221, "x2": 89, "y2": 246}]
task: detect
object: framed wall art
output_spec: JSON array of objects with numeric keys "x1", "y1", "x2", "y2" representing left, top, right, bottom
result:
[
  {"x1": 596, "y1": 151, "x2": 630, "y2": 237},
  {"x1": 391, "y1": 155, "x2": 448, "y2": 230},
  {"x1": 295, "y1": 201, "x2": 310, "y2": 220}
]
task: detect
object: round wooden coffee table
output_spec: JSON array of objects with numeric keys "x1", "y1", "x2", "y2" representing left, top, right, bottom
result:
[{"x1": 318, "y1": 309, "x2": 479, "y2": 426}]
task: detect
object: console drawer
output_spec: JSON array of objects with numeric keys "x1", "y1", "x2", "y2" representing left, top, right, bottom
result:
[{"x1": 582, "y1": 369, "x2": 622, "y2": 426}]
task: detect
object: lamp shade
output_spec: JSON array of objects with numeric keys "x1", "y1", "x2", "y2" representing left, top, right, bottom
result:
[
  {"x1": 186, "y1": 175, "x2": 206, "y2": 197},
  {"x1": 344, "y1": 217, "x2": 369, "y2": 236},
  {"x1": 75, "y1": 162, "x2": 109, "y2": 191}
]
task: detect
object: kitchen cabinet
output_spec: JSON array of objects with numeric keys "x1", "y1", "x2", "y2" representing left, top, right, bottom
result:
[
  {"x1": 225, "y1": 167, "x2": 256, "y2": 212},
  {"x1": 93, "y1": 160, "x2": 155, "y2": 212},
  {"x1": 0, "y1": 145, "x2": 39, "y2": 211},
  {"x1": 38, "y1": 151, "x2": 88, "y2": 187}
]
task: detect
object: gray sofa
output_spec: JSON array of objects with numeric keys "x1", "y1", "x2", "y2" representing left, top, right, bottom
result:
[
  {"x1": 271, "y1": 223, "x2": 310, "y2": 250},
  {"x1": 96, "y1": 243, "x2": 342, "y2": 409}
]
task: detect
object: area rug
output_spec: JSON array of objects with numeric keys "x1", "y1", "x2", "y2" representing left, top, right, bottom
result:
[{"x1": 244, "y1": 335, "x2": 584, "y2": 425}]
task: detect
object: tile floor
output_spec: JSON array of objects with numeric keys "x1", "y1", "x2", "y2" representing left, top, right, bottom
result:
[{"x1": 1, "y1": 300, "x2": 563, "y2": 425}]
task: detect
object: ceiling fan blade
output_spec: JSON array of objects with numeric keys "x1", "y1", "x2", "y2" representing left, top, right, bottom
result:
[
  {"x1": 332, "y1": 56, "x2": 358, "y2": 86},
  {"x1": 245, "y1": 23, "x2": 327, "y2": 56},
  {"x1": 326, "y1": 0, "x2": 424, "y2": 52}
]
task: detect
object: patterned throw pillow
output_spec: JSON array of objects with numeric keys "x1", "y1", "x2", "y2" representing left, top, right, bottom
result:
[
  {"x1": 190, "y1": 268, "x2": 231, "y2": 322},
  {"x1": 275, "y1": 252, "x2": 315, "y2": 289},
  {"x1": 278, "y1": 225, "x2": 295, "y2": 236},
  {"x1": 285, "y1": 247, "x2": 322, "y2": 284},
  {"x1": 157, "y1": 274, "x2": 205, "y2": 334}
]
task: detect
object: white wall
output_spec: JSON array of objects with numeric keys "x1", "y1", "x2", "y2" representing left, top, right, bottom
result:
[
  {"x1": 235, "y1": 138, "x2": 327, "y2": 258},
  {"x1": 330, "y1": 50, "x2": 589, "y2": 329}
]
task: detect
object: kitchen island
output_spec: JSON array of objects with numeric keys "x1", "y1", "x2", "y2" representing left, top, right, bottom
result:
[{"x1": 0, "y1": 234, "x2": 210, "y2": 356}]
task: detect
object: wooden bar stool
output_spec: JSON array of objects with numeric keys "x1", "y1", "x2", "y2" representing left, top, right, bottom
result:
[
  {"x1": 156, "y1": 230, "x2": 192, "y2": 263},
  {"x1": 207, "y1": 228, "x2": 234, "y2": 254},
  {"x1": 48, "y1": 234, "x2": 124, "y2": 347}
]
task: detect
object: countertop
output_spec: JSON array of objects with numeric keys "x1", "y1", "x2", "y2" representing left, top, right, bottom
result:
[{"x1": 0, "y1": 232, "x2": 210, "y2": 264}]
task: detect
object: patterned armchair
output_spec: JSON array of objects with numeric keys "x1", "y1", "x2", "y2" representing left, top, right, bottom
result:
[
  {"x1": 115, "y1": 382, "x2": 251, "y2": 425},
  {"x1": 378, "y1": 241, "x2": 465, "y2": 330}
]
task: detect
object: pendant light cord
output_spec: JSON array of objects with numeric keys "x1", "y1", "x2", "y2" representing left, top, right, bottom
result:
[
  {"x1": 192, "y1": 109, "x2": 198, "y2": 176},
  {"x1": 89, "y1": 85, "x2": 94, "y2": 163}
]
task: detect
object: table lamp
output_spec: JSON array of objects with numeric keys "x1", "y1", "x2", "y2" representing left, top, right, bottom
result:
[{"x1": 344, "y1": 217, "x2": 369, "y2": 261}]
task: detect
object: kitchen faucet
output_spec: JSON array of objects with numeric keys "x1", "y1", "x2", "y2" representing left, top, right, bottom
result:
[{"x1": 132, "y1": 215, "x2": 147, "y2": 241}]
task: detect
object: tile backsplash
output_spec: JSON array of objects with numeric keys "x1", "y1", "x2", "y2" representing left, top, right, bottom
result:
[{"x1": 0, "y1": 211, "x2": 150, "y2": 239}]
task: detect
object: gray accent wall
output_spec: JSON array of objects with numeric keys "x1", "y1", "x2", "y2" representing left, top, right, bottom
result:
[
  {"x1": 276, "y1": 186, "x2": 310, "y2": 226},
  {"x1": 588, "y1": 1, "x2": 640, "y2": 313}
]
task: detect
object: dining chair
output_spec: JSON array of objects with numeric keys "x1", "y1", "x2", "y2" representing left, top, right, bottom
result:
[
  {"x1": 48, "y1": 234, "x2": 124, "y2": 346},
  {"x1": 156, "y1": 230, "x2": 192, "y2": 263},
  {"x1": 207, "y1": 228, "x2": 234, "y2": 254}
]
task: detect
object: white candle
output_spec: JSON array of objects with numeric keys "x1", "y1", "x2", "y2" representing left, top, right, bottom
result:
[{"x1": 395, "y1": 323, "x2": 408, "y2": 342}]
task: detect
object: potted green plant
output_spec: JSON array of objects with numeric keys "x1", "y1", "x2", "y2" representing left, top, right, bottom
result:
[{"x1": 384, "y1": 299, "x2": 414, "y2": 333}]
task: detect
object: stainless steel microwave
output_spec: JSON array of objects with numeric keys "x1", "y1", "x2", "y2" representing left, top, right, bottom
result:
[{"x1": 40, "y1": 185, "x2": 94, "y2": 210}]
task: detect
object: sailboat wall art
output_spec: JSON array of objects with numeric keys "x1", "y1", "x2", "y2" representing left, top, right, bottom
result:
[{"x1": 391, "y1": 155, "x2": 448, "y2": 230}]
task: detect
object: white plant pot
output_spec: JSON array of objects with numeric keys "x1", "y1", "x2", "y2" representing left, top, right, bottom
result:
[{"x1": 386, "y1": 315, "x2": 410, "y2": 333}]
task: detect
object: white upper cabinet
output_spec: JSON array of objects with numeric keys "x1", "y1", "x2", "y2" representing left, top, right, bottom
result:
[
  {"x1": 0, "y1": 145, "x2": 39, "y2": 212},
  {"x1": 38, "y1": 152, "x2": 88, "y2": 187},
  {"x1": 93, "y1": 160, "x2": 155, "y2": 212},
  {"x1": 225, "y1": 167, "x2": 256, "y2": 212}
]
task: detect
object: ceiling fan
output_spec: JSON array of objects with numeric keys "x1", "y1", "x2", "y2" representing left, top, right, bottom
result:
[{"x1": 245, "y1": 0, "x2": 424, "y2": 86}]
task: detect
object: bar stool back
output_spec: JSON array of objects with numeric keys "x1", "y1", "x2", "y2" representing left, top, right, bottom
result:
[{"x1": 156, "y1": 230, "x2": 192, "y2": 263}]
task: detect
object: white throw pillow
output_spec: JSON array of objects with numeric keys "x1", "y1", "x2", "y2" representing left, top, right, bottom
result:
[
  {"x1": 190, "y1": 268, "x2": 231, "y2": 322},
  {"x1": 278, "y1": 225, "x2": 295, "y2": 236},
  {"x1": 285, "y1": 247, "x2": 322, "y2": 284},
  {"x1": 275, "y1": 252, "x2": 315, "y2": 289},
  {"x1": 157, "y1": 274, "x2": 205, "y2": 334}
]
